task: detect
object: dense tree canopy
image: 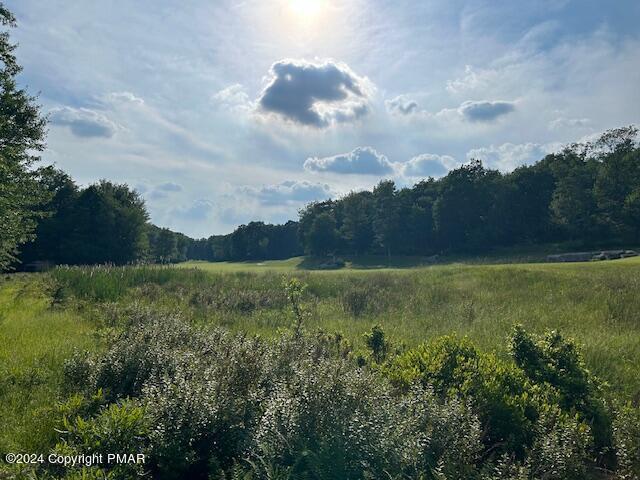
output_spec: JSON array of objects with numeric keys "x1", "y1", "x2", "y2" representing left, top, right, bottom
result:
[
  {"x1": 0, "y1": 4, "x2": 47, "y2": 270},
  {"x1": 298, "y1": 127, "x2": 639, "y2": 258},
  {"x1": 20, "y1": 172, "x2": 149, "y2": 266}
]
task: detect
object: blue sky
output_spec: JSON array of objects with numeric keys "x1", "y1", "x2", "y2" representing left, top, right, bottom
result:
[{"x1": 7, "y1": 0, "x2": 640, "y2": 237}]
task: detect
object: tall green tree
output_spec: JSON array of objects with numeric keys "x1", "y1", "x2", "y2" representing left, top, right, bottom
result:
[
  {"x1": 19, "y1": 167, "x2": 78, "y2": 265},
  {"x1": 593, "y1": 127, "x2": 639, "y2": 240},
  {"x1": 0, "y1": 4, "x2": 47, "y2": 270},
  {"x1": 548, "y1": 149, "x2": 600, "y2": 240},
  {"x1": 68, "y1": 181, "x2": 149, "y2": 265},
  {"x1": 307, "y1": 212, "x2": 337, "y2": 256},
  {"x1": 372, "y1": 180, "x2": 401, "y2": 257},
  {"x1": 155, "y1": 228, "x2": 178, "y2": 263},
  {"x1": 432, "y1": 161, "x2": 496, "y2": 251},
  {"x1": 340, "y1": 191, "x2": 374, "y2": 255}
]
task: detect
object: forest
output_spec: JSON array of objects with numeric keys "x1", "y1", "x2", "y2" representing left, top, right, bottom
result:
[{"x1": 7, "y1": 127, "x2": 640, "y2": 270}]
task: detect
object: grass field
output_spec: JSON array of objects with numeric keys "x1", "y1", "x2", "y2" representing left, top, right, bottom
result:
[
  {"x1": 0, "y1": 275, "x2": 97, "y2": 454},
  {"x1": 2, "y1": 256, "x2": 640, "y2": 477},
  {"x1": 50, "y1": 255, "x2": 640, "y2": 398}
]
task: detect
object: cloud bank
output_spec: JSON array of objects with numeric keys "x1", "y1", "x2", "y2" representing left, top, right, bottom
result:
[
  {"x1": 467, "y1": 142, "x2": 557, "y2": 170},
  {"x1": 401, "y1": 154, "x2": 455, "y2": 178}
]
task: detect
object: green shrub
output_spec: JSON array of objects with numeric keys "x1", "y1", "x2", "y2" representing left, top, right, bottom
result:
[
  {"x1": 53, "y1": 400, "x2": 149, "y2": 480},
  {"x1": 385, "y1": 335, "x2": 560, "y2": 459},
  {"x1": 488, "y1": 411, "x2": 591, "y2": 480},
  {"x1": 363, "y1": 324, "x2": 389, "y2": 363},
  {"x1": 254, "y1": 360, "x2": 482, "y2": 479},
  {"x1": 57, "y1": 309, "x2": 622, "y2": 479},
  {"x1": 510, "y1": 326, "x2": 613, "y2": 459},
  {"x1": 613, "y1": 402, "x2": 640, "y2": 479}
]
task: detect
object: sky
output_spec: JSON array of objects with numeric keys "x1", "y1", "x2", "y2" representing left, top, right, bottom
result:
[{"x1": 7, "y1": 0, "x2": 640, "y2": 237}]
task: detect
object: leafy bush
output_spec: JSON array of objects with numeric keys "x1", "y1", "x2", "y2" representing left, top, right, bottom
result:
[
  {"x1": 52, "y1": 399, "x2": 148, "y2": 480},
  {"x1": 613, "y1": 402, "x2": 640, "y2": 479},
  {"x1": 510, "y1": 326, "x2": 613, "y2": 459},
  {"x1": 363, "y1": 324, "x2": 390, "y2": 363},
  {"x1": 386, "y1": 335, "x2": 548, "y2": 458},
  {"x1": 254, "y1": 362, "x2": 482, "y2": 479},
  {"x1": 61, "y1": 309, "x2": 486, "y2": 479},
  {"x1": 57, "y1": 307, "x2": 624, "y2": 479}
]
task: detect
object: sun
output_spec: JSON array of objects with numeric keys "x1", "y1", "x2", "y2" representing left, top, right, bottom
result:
[{"x1": 289, "y1": 0, "x2": 325, "y2": 20}]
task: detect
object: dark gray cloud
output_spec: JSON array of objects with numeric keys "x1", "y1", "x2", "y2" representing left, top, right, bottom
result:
[
  {"x1": 386, "y1": 95, "x2": 419, "y2": 115},
  {"x1": 304, "y1": 147, "x2": 394, "y2": 175},
  {"x1": 242, "y1": 180, "x2": 332, "y2": 206},
  {"x1": 401, "y1": 154, "x2": 454, "y2": 178},
  {"x1": 49, "y1": 106, "x2": 118, "y2": 138},
  {"x1": 458, "y1": 100, "x2": 516, "y2": 122},
  {"x1": 258, "y1": 59, "x2": 371, "y2": 128}
]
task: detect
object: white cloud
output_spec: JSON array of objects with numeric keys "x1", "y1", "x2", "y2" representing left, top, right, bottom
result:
[
  {"x1": 212, "y1": 84, "x2": 251, "y2": 112},
  {"x1": 401, "y1": 153, "x2": 456, "y2": 178},
  {"x1": 106, "y1": 91, "x2": 144, "y2": 105},
  {"x1": 446, "y1": 65, "x2": 485, "y2": 94},
  {"x1": 304, "y1": 147, "x2": 394, "y2": 175},
  {"x1": 466, "y1": 142, "x2": 558, "y2": 171},
  {"x1": 548, "y1": 117, "x2": 591, "y2": 130},
  {"x1": 240, "y1": 180, "x2": 333, "y2": 206}
]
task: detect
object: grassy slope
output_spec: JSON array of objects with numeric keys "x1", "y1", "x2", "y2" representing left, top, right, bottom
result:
[
  {"x1": 179, "y1": 256, "x2": 640, "y2": 397},
  {"x1": 0, "y1": 276, "x2": 96, "y2": 453}
]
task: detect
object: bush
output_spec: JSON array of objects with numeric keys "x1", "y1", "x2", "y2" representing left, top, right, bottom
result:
[
  {"x1": 59, "y1": 310, "x2": 485, "y2": 479},
  {"x1": 363, "y1": 324, "x2": 390, "y2": 363},
  {"x1": 385, "y1": 335, "x2": 570, "y2": 459},
  {"x1": 613, "y1": 402, "x2": 640, "y2": 479},
  {"x1": 57, "y1": 310, "x2": 621, "y2": 479},
  {"x1": 510, "y1": 326, "x2": 613, "y2": 460},
  {"x1": 52, "y1": 400, "x2": 148, "y2": 480},
  {"x1": 254, "y1": 360, "x2": 482, "y2": 479}
]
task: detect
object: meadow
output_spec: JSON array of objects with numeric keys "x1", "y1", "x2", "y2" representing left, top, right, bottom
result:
[
  {"x1": 153, "y1": 256, "x2": 639, "y2": 396},
  {"x1": 1, "y1": 256, "x2": 640, "y2": 478}
]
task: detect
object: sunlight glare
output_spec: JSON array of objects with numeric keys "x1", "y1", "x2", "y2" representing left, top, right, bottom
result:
[{"x1": 289, "y1": 0, "x2": 325, "y2": 20}]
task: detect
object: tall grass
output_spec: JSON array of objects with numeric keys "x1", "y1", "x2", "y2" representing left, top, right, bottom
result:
[
  {"x1": 0, "y1": 276, "x2": 96, "y2": 453},
  {"x1": 51, "y1": 265, "x2": 209, "y2": 301},
  {"x1": 49, "y1": 259, "x2": 640, "y2": 399}
]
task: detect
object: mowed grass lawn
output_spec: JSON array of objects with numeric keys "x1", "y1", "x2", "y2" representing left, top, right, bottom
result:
[{"x1": 179, "y1": 256, "x2": 640, "y2": 398}]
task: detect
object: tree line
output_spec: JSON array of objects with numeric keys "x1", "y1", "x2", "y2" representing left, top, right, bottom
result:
[
  {"x1": 14, "y1": 125, "x2": 638, "y2": 269},
  {"x1": 15, "y1": 167, "x2": 302, "y2": 268},
  {"x1": 299, "y1": 128, "x2": 640, "y2": 257}
]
